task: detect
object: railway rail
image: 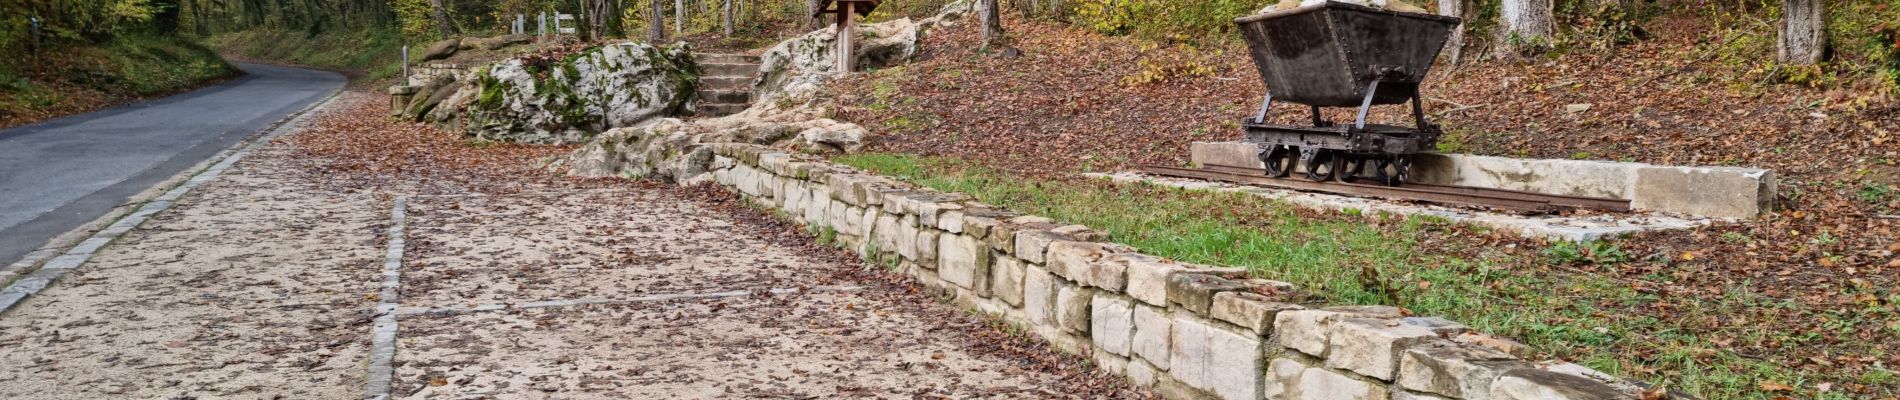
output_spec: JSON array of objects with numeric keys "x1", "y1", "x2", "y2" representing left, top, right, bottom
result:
[{"x1": 1138, "y1": 164, "x2": 1632, "y2": 214}]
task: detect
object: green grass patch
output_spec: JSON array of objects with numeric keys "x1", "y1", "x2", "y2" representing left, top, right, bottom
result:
[
  {"x1": 835, "y1": 152, "x2": 1824, "y2": 398},
  {"x1": 1, "y1": 33, "x2": 235, "y2": 120}
]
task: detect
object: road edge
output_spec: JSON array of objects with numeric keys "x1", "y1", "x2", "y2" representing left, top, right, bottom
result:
[{"x1": 0, "y1": 89, "x2": 344, "y2": 314}]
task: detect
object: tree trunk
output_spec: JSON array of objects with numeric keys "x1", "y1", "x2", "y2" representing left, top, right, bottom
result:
[
  {"x1": 1497, "y1": 0, "x2": 1552, "y2": 55},
  {"x1": 1777, "y1": 0, "x2": 1825, "y2": 64},
  {"x1": 1438, "y1": 0, "x2": 1466, "y2": 64},
  {"x1": 723, "y1": 0, "x2": 734, "y2": 35},
  {"x1": 649, "y1": 0, "x2": 665, "y2": 42},
  {"x1": 979, "y1": 0, "x2": 1002, "y2": 48},
  {"x1": 808, "y1": 0, "x2": 824, "y2": 30},
  {"x1": 674, "y1": 0, "x2": 685, "y2": 35},
  {"x1": 428, "y1": 0, "x2": 458, "y2": 36}
]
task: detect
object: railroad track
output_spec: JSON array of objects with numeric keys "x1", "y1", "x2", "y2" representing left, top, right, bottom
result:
[{"x1": 1138, "y1": 164, "x2": 1632, "y2": 214}]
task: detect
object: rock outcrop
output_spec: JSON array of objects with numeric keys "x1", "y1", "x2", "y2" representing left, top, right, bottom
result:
[
  {"x1": 421, "y1": 38, "x2": 461, "y2": 61},
  {"x1": 557, "y1": 102, "x2": 866, "y2": 182},
  {"x1": 462, "y1": 42, "x2": 699, "y2": 144},
  {"x1": 755, "y1": 0, "x2": 972, "y2": 101}
]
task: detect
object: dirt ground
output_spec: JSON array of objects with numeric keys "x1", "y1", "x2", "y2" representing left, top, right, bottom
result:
[{"x1": 0, "y1": 91, "x2": 1147, "y2": 399}]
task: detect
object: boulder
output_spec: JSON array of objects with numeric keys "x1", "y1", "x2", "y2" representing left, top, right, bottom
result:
[
  {"x1": 476, "y1": 34, "x2": 533, "y2": 50},
  {"x1": 421, "y1": 38, "x2": 461, "y2": 61},
  {"x1": 559, "y1": 102, "x2": 867, "y2": 181},
  {"x1": 464, "y1": 42, "x2": 699, "y2": 144},
  {"x1": 755, "y1": 0, "x2": 971, "y2": 102}
]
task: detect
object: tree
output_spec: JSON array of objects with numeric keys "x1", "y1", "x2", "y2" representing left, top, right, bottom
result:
[
  {"x1": 649, "y1": 0, "x2": 665, "y2": 42},
  {"x1": 808, "y1": 0, "x2": 824, "y2": 30},
  {"x1": 428, "y1": 0, "x2": 459, "y2": 36},
  {"x1": 1438, "y1": 0, "x2": 1467, "y2": 64},
  {"x1": 674, "y1": 0, "x2": 685, "y2": 35},
  {"x1": 723, "y1": 0, "x2": 734, "y2": 35},
  {"x1": 979, "y1": 0, "x2": 1002, "y2": 48},
  {"x1": 1778, "y1": 0, "x2": 1826, "y2": 64},
  {"x1": 1496, "y1": 0, "x2": 1552, "y2": 55}
]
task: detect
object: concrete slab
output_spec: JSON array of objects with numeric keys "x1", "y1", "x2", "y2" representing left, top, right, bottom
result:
[
  {"x1": 1188, "y1": 141, "x2": 1775, "y2": 219},
  {"x1": 1091, "y1": 172, "x2": 1709, "y2": 242}
]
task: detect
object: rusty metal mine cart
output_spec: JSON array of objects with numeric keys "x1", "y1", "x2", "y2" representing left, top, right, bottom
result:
[{"x1": 1233, "y1": 2, "x2": 1461, "y2": 186}]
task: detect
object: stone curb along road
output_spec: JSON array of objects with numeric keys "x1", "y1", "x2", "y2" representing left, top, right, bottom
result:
[
  {"x1": 0, "y1": 90, "x2": 344, "y2": 314},
  {"x1": 678, "y1": 142, "x2": 1701, "y2": 400}
]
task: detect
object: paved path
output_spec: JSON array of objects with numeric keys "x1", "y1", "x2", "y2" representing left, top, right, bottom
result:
[
  {"x1": 0, "y1": 92, "x2": 1118, "y2": 398},
  {"x1": 0, "y1": 63, "x2": 343, "y2": 267}
]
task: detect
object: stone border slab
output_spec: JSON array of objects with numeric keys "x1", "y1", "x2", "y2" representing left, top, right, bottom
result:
[
  {"x1": 677, "y1": 142, "x2": 1696, "y2": 400},
  {"x1": 1189, "y1": 141, "x2": 1774, "y2": 219},
  {"x1": 1091, "y1": 172, "x2": 1708, "y2": 242}
]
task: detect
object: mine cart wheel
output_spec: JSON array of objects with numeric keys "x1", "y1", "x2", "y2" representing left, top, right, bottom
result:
[
  {"x1": 1337, "y1": 155, "x2": 1370, "y2": 183},
  {"x1": 1371, "y1": 156, "x2": 1412, "y2": 186},
  {"x1": 1260, "y1": 145, "x2": 1296, "y2": 178},
  {"x1": 1303, "y1": 149, "x2": 1340, "y2": 182}
]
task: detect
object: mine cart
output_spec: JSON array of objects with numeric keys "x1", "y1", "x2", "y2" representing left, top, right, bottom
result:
[{"x1": 1233, "y1": 2, "x2": 1460, "y2": 185}]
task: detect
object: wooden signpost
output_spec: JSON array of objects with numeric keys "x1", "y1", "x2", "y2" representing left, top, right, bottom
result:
[{"x1": 813, "y1": 0, "x2": 880, "y2": 73}]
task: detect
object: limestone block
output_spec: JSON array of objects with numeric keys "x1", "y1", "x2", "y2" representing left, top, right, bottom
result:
[
  {"x1": 1023, "y1": 264, "x2": 1057, "y2": 326},
  {"x1": 1045, "y1": 240, "x2": 1113, "y2": 283},
  {"x1": 1632, "y1": 165, "x2": 1775, "y2": 218},
  {"x1": 960, "y1": 209, "x2": 1015, "y2": 239},
  {"x1": 1091, "y1": 293, "x2": 1135, "y2": 356},
  {"x1": 938, "y1": 233, "x2": 990, "y2": 290},
  {"x1": 784, "y1": 179, "x2": 810, "y2": 217},
  {"x1": 1167, "y1": 273, "x2": 1247, "y2": 314},
  {"x1": 895, "y1": 215, "x2": 920, "y2": 261},
  {"x1": 1325, "y1": 318, "x2": 1441, "y2": 380},
  {"x1": 1397, "y1": 342, "x2": 1528, "y2": 400},
  {"x1": 804, "y1": 197, "x2": 833, "y2": 229},
  {"x1": 1190, "y1": 141, "x2": 1266, "y2": 169},
  {"x1": 1093, "y1": 347, "x2": 1130, "y2": 376},
  {"x1": 918, "y1": 201, "x2": 963, "y2": 229},
  {"x1": 1209, "y1": 292, "x2": 1304, "y2": 335},
  {"x1": 1120, "y1": 254, "x2": 1192, "y2": 306},
  {"x1": 985, "y1": 221, "x2": 1028, "y2": 255},
  {"x1": 1392, "y1": 390, "x2": 1453, "y2": 400},
  {"x1": 1264, "y1": 357, "x2": 1311, "y2": 399},
  {"x1": 1131, "y1": 304, "x2": 1172, "y2": 369},
  {"x1": 1051, "y1": 224, "x2": 1110, "y2": 242},
  {"x1": 1169, "y1": 316, "x2": 1264, "y2": 400},
  {"x1": 1298, "y1": 367, "x2": 1387, "y2": 400},
  {"x1": 827, "y1": 204, "x2": 858, "y2": 236},
  {"x1": 1056, "y1": 284, "x2": 1093, "y2": 334},
  {"x1": 1455, "y1": 332, "x2": 1533, "y2": 358},
  {"x1": 873, "y1": 213, "x2": 901, "y2": 255},
  {"x1": 1014, "y1": 230, "x2": 1069, "y2": 264},
  {"x1": 757, "y1": 152, "x2": 792, "y2": 175},
  {"x1": 938, "y1": 209, "x2": 967, "y2": 233},
  {"x1": 915, "y1": 229, "x2": 940, "y2": 268},
  {"x1": 825, "y1": 174, "x2": 864, "y2": 205},
  {"x1": 991, "y1": 255, "x2": 1025, "y2": 306},
  {"x1": 1401, "y1": 316, "x2": 1471, "y2": 336},
  {"x1": 1274, "y1": 310, "x2": 1341, "y2": 357},
  {"x1": 1489, "y1": 369, "x2": 1627, "y2": 400},
  {"x1": 1127, "y1": 358, "x2": 1161, "y2": 387}
]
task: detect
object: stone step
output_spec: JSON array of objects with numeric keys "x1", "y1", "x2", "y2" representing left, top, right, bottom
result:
[
  {"x1": 700, "y1": 76, "x2": 753, "y2": 91},
  {"x1": 697, "y1": 89, "x2": 751, "y2": 104},
  {"x1": 695, "y1": 53, "x2": 761, "y2": 64},
  {"x1": 702, "y1": 62, "x2": 760, "y2": 77},
  {"x1": 697, "y1": 103, "x2": 751, "y2": 116}
]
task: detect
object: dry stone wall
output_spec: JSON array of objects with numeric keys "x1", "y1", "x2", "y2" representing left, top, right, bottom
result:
[{"x1": 697, "y1": 143, "x2": 1691, "y2": 400}]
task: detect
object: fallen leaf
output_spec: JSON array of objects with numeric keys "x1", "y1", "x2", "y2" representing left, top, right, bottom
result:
[{"x1": 1759, "y1": 381, "x2": 1794, "y2": 392}]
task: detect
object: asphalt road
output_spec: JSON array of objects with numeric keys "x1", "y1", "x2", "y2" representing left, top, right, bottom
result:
[{"x1": 0, "y1": 63, "x2": 344, "y2": 267}]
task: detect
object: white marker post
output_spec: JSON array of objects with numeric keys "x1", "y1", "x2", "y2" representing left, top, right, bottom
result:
[{"x1": 400, "y1": 46, "x2": 410, "y2": 82}]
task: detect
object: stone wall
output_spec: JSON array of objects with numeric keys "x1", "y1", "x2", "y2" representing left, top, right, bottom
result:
[{"x1": 696, "y1": 143, "x2": 1689, "y2": 400}]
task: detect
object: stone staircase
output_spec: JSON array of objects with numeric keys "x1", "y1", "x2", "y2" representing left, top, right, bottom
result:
[{"x1": 694, "y1": 53, "x2": 761, "y2": 117}]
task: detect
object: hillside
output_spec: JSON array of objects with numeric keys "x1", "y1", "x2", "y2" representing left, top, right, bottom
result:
[{"x1": 826, "y1": 5, "x2": 1899, "y2": 399}]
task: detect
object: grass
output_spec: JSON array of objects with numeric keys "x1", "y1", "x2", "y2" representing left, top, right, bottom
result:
[
  {"x1": 203, "y1": 28, "x2": 408, "y2": 81},
  {"x1": 835, "y1": 152, "x2": 1832, "y2": 399}
]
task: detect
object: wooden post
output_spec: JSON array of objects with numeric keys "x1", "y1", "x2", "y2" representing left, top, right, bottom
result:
[{"x1": 837, "y1": 2, "x2": 854, "y2": 73}]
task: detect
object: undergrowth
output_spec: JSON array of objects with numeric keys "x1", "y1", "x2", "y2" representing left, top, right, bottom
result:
[
  {"x1": 203, "y1": 28, "x2": 408, "y2": 81},
  {"x1": 0, "y1": 33, "x2": 234, "y2": 124}
]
